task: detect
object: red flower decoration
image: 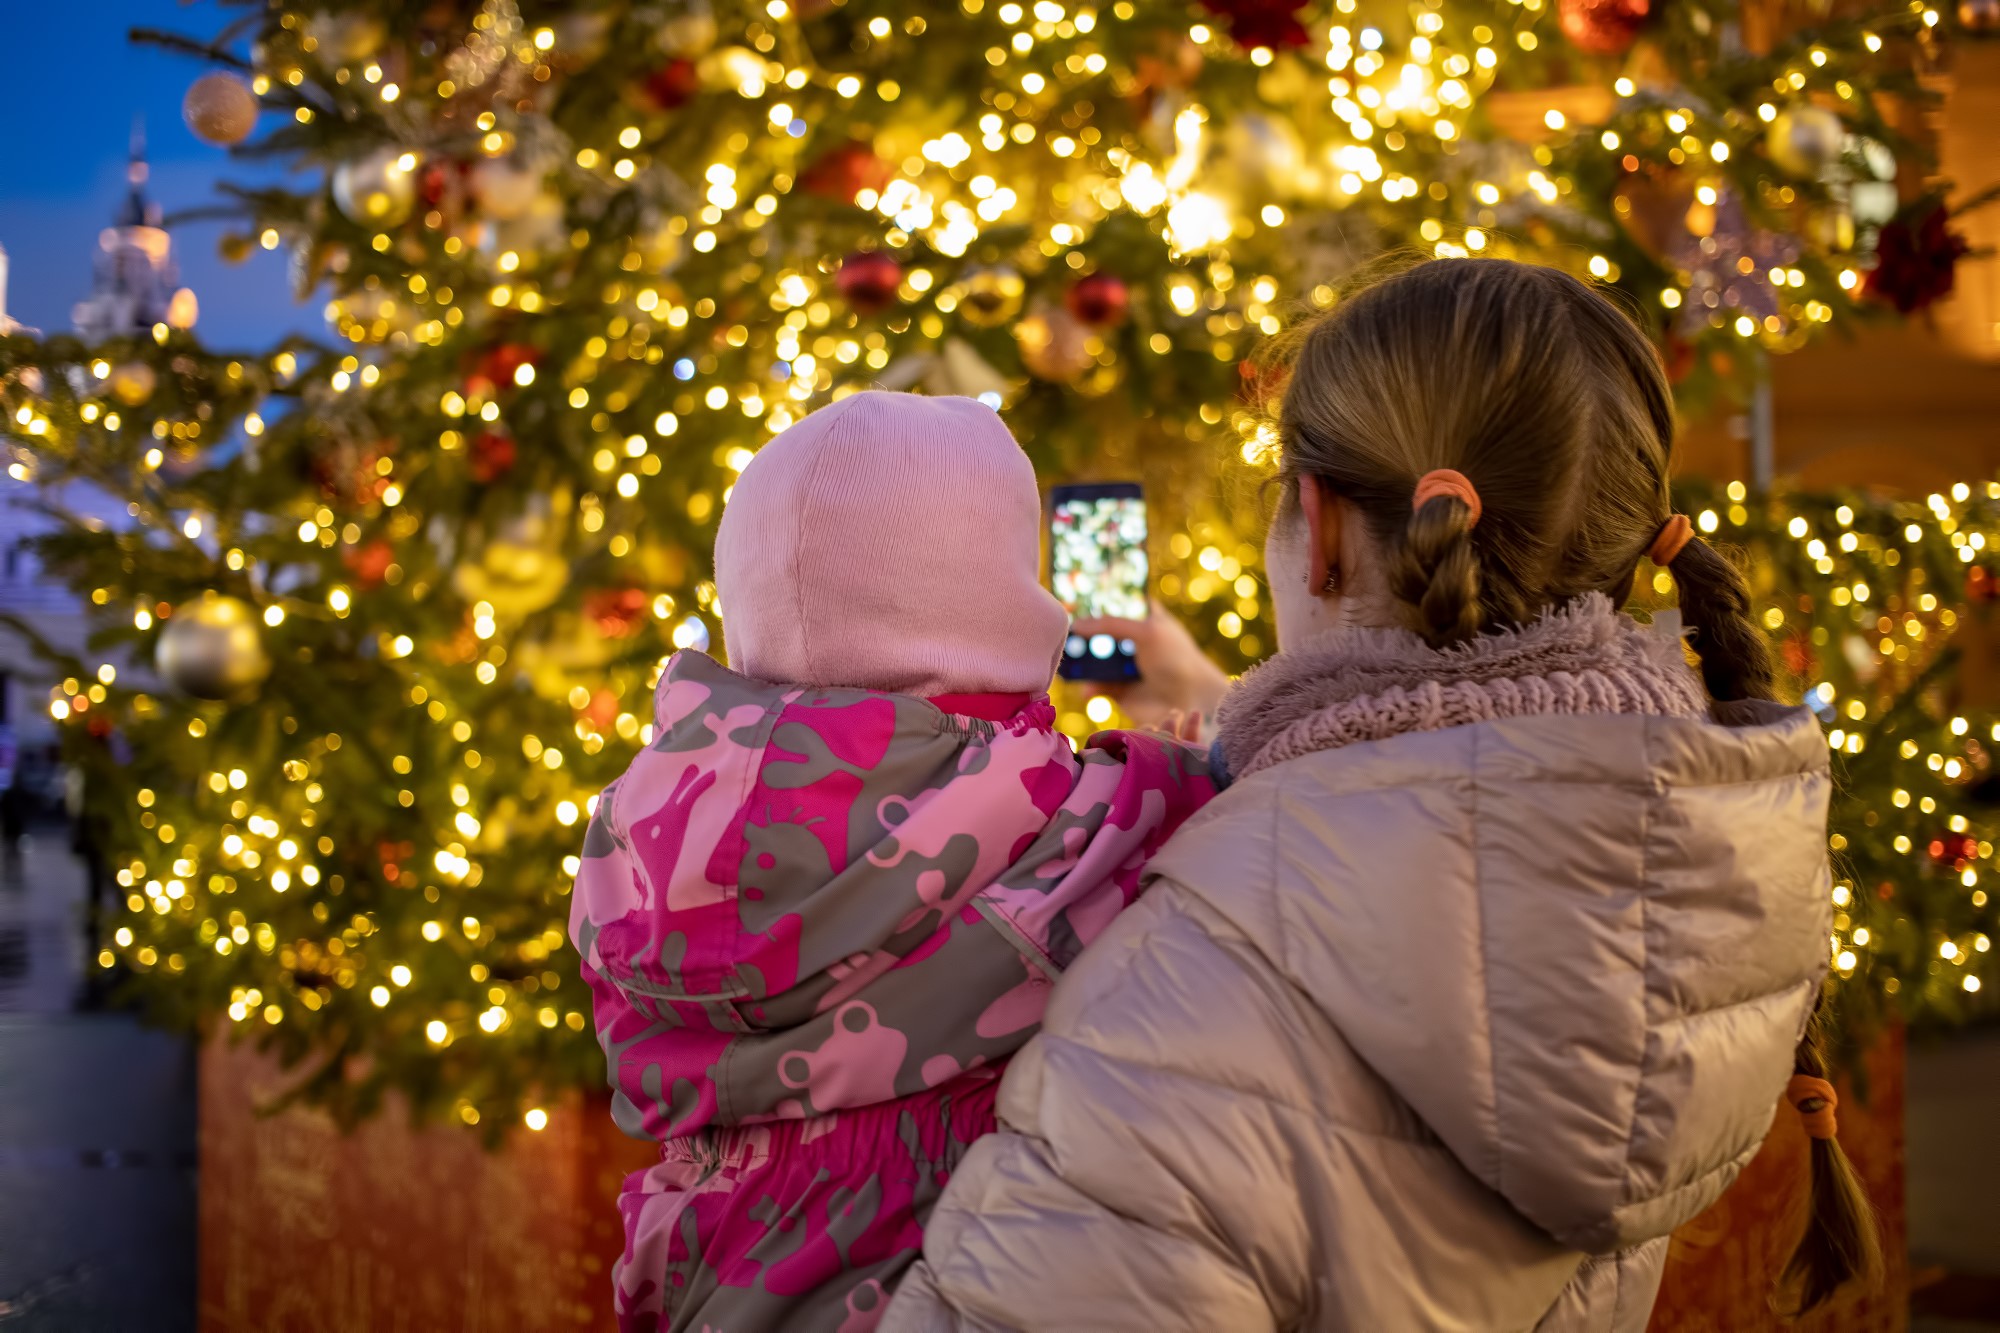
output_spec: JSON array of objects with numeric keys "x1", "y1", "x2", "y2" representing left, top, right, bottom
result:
[
  {"x1": 470, "y1": 432, "x2": 517, "y2": 483},
  {"x1": 1196, "y1": 0, "x2": 1312, "y2": 48},
  {"x1": 1866, "y1": 202, "x2": 1971, "y2": 315}
]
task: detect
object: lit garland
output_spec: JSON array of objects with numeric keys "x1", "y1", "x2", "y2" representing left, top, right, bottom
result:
[{"x1": 0, "y1": 0, "x2": 1980, "y2": 1130}]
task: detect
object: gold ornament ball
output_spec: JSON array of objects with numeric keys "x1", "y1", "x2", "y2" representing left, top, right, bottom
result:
[
  {"x1": 182, "y1": 72, "x2": 260, "y2": 147},
  {"x1": 1765, "y1": 105, "x2": 1846, "y2": 179},
  {"x1": 958, "y1": 267, "x2": 1026, "y2": 328},
  {"x1": 304, "y1": 12, "x2": 387, "y2": 62},
  {"x1": 452, "y1": 542, "x2": 567, "y2": 617},
  {"x1": 333, "y1": 148, "x2": 418, "y2": 227},
  {"x1": 107, "y1": 362, "x2": 157, "y2": 406},
  {"x1": 155, "y1": 594, "x2": 272, "y2": 701}
]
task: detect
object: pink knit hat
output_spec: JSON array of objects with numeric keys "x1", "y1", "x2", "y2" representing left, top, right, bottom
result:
[{"x1": 714, "y1": 390, "x2": 1070, "y2": 696}]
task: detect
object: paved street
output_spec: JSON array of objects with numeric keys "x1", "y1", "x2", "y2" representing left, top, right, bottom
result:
[{"x1": 0, "y1": 824, "x2": 195, "y2": 1332}]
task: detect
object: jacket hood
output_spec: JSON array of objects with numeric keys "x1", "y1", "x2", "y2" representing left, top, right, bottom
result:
[
  {"x1": 1216, "y1": 593, "x2": 1711, "y2": 781},
  {"x1": 569, "y1": 651, "x2": 1214, "y2": 1140},
  {"x1": 1151, "y1": 699, "x2": 1831, "y2": 1253}
]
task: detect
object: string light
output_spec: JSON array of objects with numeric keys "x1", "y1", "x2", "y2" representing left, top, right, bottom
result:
[{"x1": 0, "y1": 0, "x2": 1953, "y2": 1132}]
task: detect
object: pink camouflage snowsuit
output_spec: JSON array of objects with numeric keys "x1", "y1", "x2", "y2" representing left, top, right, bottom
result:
[{"x1": 569, "y1": 649, "x2": 1215, "y2": 1331}]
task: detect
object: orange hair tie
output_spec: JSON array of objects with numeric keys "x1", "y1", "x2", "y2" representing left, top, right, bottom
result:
[
  {"x1": 1787, "y1": 1074, "x2": 1839, "y2": 1140},
  {"x1": 1412, "y1": 469, "x2": 1481, "y2": 529},
  {"x1": 1649, "y1": 514, "x2": 1693, "y2": 566}
]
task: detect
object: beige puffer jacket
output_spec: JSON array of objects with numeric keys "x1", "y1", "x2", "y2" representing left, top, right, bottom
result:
[{"x1": 886, "y1": 699, "x2": 1831, "y2": 1332}]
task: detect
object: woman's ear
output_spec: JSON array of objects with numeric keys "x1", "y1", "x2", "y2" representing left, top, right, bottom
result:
[{"x1": 1298, "y1": 475, "x2": 1343, "y2": 596}]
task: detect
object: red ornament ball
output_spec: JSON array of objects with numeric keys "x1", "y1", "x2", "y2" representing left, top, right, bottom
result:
[
  {"x1": 583, "y1": 688, "x2": 620, "y2": 731},
  {"x1": 641, "y1": 59, "x2": 701, "y2": 112},
  {"x1": 470, "y1": 432, "x2": 517, "y2": 483},
  {"x1": 800, "y1": 141, "x2": 893, "y2": 204},
  {"x1": 342, "y1": 540, "x2": 396, "y2": 589},
  {"x1": 1558, "y1": 0, "x2": 1651, "y2": 55},
  {"x1": 1930, "y1": 832, "x2": 1981, "y2": 867},
  {"x1": 1065, "y1": 272, "x2": 1131, "y2": 328},
  {"x1": 585, "y1": 587, "x2": 649, "y2": 638},
  {"x1": 466, "y1": 342, "x2": 542, "y2": 397},
  {"x1": 837, "y1": 251, "x2": 903, "y2": 314}
]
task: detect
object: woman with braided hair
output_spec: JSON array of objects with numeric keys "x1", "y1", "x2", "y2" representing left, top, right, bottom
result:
[{"x1": 887, "y1": 259, "x2": 1877, "y2": 1331}]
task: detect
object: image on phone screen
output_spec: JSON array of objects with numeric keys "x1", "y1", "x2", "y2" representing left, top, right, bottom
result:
[{"x1": 1049, "y1": 482, "x2": 1146, "y2": 682}]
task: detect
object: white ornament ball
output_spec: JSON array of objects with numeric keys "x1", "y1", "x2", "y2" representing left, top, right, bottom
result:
[
  {"x1": 183, "y1": 72, "x2": 260, "y2": 147},
  {"x1": 1766, "y1": 105, "x2": 1846, "y2": 179},
  {"x1": 656, "y1": 12, "x2": 720, "y2": 57},
  {"x1": 469, "y1": 156, "x2": 544, "y2": 222},
  {"x1": 155, "y1": 594, "x2": 272, "y2": 700},
  {"x1": 332, "y1": 148, "x2": 418, "y2": 227}
]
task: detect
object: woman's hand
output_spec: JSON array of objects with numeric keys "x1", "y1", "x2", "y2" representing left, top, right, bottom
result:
[{"x1": 1071, "y1": 601, "x2": 1233, "y2": 733}]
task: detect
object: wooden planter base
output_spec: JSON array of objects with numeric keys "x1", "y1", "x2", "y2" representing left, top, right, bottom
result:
[
  {"x1": 1649, "y1": 1026, "x2": 1909, "y2": 1332},
  {"x1": 200, "y1": 1029, "x2": 1907, "y2": 1331}
]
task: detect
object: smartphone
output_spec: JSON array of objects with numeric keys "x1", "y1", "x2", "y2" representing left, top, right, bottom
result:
[{"x1": 1048, "y1": 481, "x2": 1147, "y2": 682}]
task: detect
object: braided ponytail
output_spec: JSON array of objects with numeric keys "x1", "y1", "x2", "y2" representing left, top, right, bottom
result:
[
  {"x1": 1658, "y1": 531, "x2": 1881, "y2": 1315},
  {"x1": 1659, "y1": 533, "x2": 1781, "y2": 704},
  {"x1": 1392, "y1": 496, "x2": 1485, "y2": 647},
  {"x1": 1777, "y1": 984, "x2": 1885, "y2": 1315}
]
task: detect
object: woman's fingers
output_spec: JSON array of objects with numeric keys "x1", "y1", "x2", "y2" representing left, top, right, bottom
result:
[{"x1": 1068, "y1": 616, "x2": 1148, "y2": 642}]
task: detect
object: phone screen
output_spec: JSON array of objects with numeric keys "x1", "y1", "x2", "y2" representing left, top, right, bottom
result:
[{"x1": 1049, "y1": 482, "x2": 1146, "y2": 681}]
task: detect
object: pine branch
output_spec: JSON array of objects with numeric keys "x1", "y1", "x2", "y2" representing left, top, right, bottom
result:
[{"x1": 128, "y1": 26, "x2": 255, "y2": 71}]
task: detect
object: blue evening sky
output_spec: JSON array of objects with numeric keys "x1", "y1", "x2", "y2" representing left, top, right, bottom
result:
[{"x1": 0, "y1": 2, "x2": 302, "y2": 350}]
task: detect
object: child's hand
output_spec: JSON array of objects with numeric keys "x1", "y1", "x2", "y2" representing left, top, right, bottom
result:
[
  {"x1": 1072, "y1": 601, "x2": 1233, "y2": 734},
  {"x1": 1153, "y1": 710, "x2": 1206, "y2": 743}
]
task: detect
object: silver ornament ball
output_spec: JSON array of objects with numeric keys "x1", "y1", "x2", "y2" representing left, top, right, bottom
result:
[
  {"x1": 333, "y1": 148, "x2": 418, "y2": 227},
  {"x1": 1766, "y1": 105, "x2": 1846, "y2": 179},
  {"x1": 155, "y1": 594, "x2": 272, "y2": 700}
]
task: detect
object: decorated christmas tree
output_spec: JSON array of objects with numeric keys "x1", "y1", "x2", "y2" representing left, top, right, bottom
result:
[{"x1": 0, "y1": 0, "x2": 1991, "y2": 1131}]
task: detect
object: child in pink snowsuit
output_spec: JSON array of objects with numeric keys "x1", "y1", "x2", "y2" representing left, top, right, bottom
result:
[{"x1": 568, "y1": 391, "x2": 1215, "y2": 1332}]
